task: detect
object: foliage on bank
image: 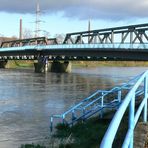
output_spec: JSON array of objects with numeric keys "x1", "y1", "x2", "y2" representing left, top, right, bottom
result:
[
  {"x1": 73, "y1": 61, "x2": 148, "y2": 67},
  {"x1": 54, "y1": 118, "x2": 110, "y2": 148},
  {"x1": 20, "y1": 113, "x2": 129, "y2": 148},
  {"x1": 6, "y1": 60, "x2": 33, "y2": 68},
  {"x1": 4, "y1": 60, "x2": 148, "y2": 69}
]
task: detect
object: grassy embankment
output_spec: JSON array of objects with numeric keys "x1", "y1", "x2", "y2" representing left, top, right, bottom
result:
[
  {"x1": 5, "y1": 60, "x2": 34, "y2": 68},
  {"x1": 20, "y1": 95, "x2": 145, "y2": 148},
  {"x1": 72, "y1": 61, "x2": 148, "y2": 68},
  {"x1": 20, "y1": 111, "x2": 128, "y2": 148},
  {"x1": 4, "y1": 61, "x2": 148, "y2": 69}
]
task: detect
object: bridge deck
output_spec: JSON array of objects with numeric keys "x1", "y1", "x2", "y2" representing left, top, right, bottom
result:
[{"x1": 0, "y1": 43, "x2": 148, "y2": 61}]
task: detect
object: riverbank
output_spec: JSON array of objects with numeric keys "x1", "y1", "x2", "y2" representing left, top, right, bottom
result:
[
  {"x1": 3, "y1": 60, "x2": 148, "y2": 69},
  {"x1": 20, "y1": 110, "x2": 128, "y2": 148},
  {"x1": 72, "y1": 61, "x2": 148, "y2": 68},
  {"x1": 5, "y1": 60, "x2": 34, "y2": 68}
]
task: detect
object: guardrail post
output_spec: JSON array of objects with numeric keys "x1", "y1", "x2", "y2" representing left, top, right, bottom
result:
[
  {"x1": 129, "y1": 92, "x2": 135, "y2": 148},
  {"x1": 62, "y1": 115, "x2": 65, "y2": 124},
  {"x1": 144, "y1": 76, "x2": 148, "y2": 122},
  {"x1": 118, "y1": 90, "x2": 121, "y2": 102},
  {"x1": 100, "y1": 92, "x2": 104, "y2": 118},
  {"x1": 83, "y1": 108, "x2": 86, "y2": 121},
  {"x1": 50, "y1": 116, "x2": 53, "y2": 132},
  {"x1": 101, "y1": 92, "x2": 104, "y2": 107},
  {"x1": 72, "y1": 110, "x2": 76, "y2": 125}
]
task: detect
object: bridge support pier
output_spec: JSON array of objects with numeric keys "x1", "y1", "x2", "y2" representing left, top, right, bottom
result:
[
  {"x1": 34, "y1": 57, "x2": 72, "y2": 73},
  {"x1": 34, "y1": 57, "x2": 49, "y2": 73},
  {"x1": 50, "y1": 61, "x2": 72, "y2": 73},
  {"x1": 0, "y1": 60, "x2": 8, "y2": 68}
]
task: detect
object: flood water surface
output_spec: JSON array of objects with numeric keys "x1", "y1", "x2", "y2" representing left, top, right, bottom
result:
[{"x1": 0, "y1": 67, "x2": 147, "y2": 148}]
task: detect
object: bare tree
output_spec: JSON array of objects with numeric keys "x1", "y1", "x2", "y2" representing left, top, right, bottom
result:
[
  {"x1": 42, "y1": 31, "x2": 50, "y2": 38},
  {"x1": 23, "y1": 28, "x2": 33, "y2": 39}
]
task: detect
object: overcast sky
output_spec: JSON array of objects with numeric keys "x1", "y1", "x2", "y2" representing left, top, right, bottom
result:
[{"x1": 0, "y1": 0, "x2": 148, "y2": 37}]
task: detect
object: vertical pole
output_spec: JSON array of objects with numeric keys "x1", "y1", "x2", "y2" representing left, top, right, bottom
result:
[
  {"x1": 83, "y1": 108, "x2": 86, "y2": 121},
  {"x1": 19, "y1": 18, "x2": 23, "y2": 39},
  {"x1": 130, "y1": 31, "x2": 133, "y2": 43},
  {"x1": 101, "y1": 92, "x2": 104, "y2": 107},
  {"x1": 130, "y1": 28, "x2": 134, "y2": 47},
  {"x1": 118, "y1": 90, "x2": 121, "y2": 103},
  {"x1": 144, "y1": 76, "x2": 148, "y2": 122},
  {"x1": 111, "y1": 30, "x2": 114, "y2": 43},
  {"x1": 72, "y1": 110, "x2": 75, "y2": 126},
  {"x1": 100, "y1": 92, "x2": 104, "y2": 118},
  {"x1": 80, "y1": 35, "x2": 82, "y2": 44},
  {"x1": 121, "y1": 32, "x2": 124, "y2": 43},
  {"x1": 50, "y1": 116, "x2": 53, "y2": 132},
  {"x1": 72, "y1": 110, "x2": 76, "y2": 120},
  {"x1": 129, "y1": 92, "x2": 135, "y2": 148},
  {"x1": 35, "y1": 0, "x2": 40, "y2": 37},
  {"x1": 140, "y1": 33, "x2": 143, "y2": 44},
  {"x1": 105, "y1": 35, "x2": 108, "y2": 44},
  {"x1": 62, "y1": 115, "x2": 65, "y2": 124}
]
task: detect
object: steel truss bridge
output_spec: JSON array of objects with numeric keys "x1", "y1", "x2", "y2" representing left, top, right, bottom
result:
[{"x1": 1, "y1": 23, "x2": 148, "y2": 61}]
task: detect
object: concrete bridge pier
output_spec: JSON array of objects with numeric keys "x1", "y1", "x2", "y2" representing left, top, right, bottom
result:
[
  {"x1": 0, "y1": 60, "x2": 8, "y2": 68},
  {"x1": 34, "y1": 57, "x2": 49, "y2": 73},
  {"x1": 34, "y1": 57, "x2": 72, "y2": 73},
  {"x1": 50, "y1": 61, "x2": 72, "y2": 73}
]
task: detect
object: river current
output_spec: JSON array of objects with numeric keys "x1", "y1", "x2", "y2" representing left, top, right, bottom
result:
[{"x1": 0, "y1": 67, "x2": 147, "y2": 148}]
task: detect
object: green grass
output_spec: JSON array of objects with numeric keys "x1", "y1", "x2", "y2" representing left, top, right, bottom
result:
[
  {"x1": 72, "y1": 61, "x2": 148, "y2": 68},
  {"x1": 6, "y1": 60, "x2": 34, "y2": 68},
  {"x1": 54, "y1": 118, "x2": 111, "y2": 148},
  {"x1": 5, "y1": 60, "x2": 148, "y2": 69},
  {"x1": 20, "y1": 115, "x2": 128, "y2": 148}
]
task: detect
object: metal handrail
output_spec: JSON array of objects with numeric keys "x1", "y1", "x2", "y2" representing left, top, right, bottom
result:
[
  {"x1": 50, "y1": 73, "x2": 142, "y2": 131},
  {"x1": 100, "y1": 70, "x2": 148, "y2": 148}
]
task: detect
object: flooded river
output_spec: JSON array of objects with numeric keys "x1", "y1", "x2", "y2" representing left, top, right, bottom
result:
[{"x1": 0, "y1": 67, "x2": 147, "y2": 148}]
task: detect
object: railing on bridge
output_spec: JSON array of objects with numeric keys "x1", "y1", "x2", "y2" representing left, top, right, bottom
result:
[
  {"x1": 100, "y1": 70, "x2": 148, "y2": 148},
  {"x1": 1, "y1": 23, "x2": 148, "y2": 61},
  {"x1": 1, "y1": 43, "x2": 148, "y2": 51},
  {"x1": 63, "y1": 23, "x2": 148, "y2": 45},
  {"x1": 50, "y1": 72, "x2": 143, "y2": 131},
  {"x1": 0, "y1": 37, "x2": 58, "y2": 48}
]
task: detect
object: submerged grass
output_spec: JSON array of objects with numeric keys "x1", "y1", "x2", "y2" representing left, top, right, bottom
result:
[
  {"x1": 54, "y1": 116, "x2": 129, "y2": 148},
  {"x1": 54, "y1": 118, "x2": 111, "y2": 148}
]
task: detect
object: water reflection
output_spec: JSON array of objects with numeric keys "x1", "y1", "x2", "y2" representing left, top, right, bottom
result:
[{"x1": 0, "y1": 67, "x2": 147, "y2": 147}]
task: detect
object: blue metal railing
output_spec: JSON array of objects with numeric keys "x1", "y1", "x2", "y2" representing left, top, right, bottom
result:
[
  {"x1": 1, "y1": 43, "x2": 148, "y2": 51},
  {"x1": 50, "y1": 73, "x2": 143, "y2": 131},
  {"x1": 100, "y1": 70, "x2": 148, "y2": 148}
]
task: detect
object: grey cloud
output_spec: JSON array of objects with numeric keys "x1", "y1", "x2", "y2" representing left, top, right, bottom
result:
[{"x1": 0, "y1": 0, "x2": 147, "y2": 20}]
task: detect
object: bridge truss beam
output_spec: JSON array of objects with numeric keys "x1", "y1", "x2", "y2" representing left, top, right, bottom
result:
[{"x1": 63, "y1": 23, "x2": 148, "y2": 44}]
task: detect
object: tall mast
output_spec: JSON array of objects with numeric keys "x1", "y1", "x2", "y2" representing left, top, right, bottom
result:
[
  {"x1": 35, "y1": 1, "x2": 40, "y2": 37},
  {"x1": 19, "y1": 18, "x2": 23, "y2": 39}
]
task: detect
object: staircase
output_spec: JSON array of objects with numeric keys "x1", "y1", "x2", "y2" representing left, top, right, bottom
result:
[{"x1": 50, "y1": 73, "x2": 143, "y2": 131}]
